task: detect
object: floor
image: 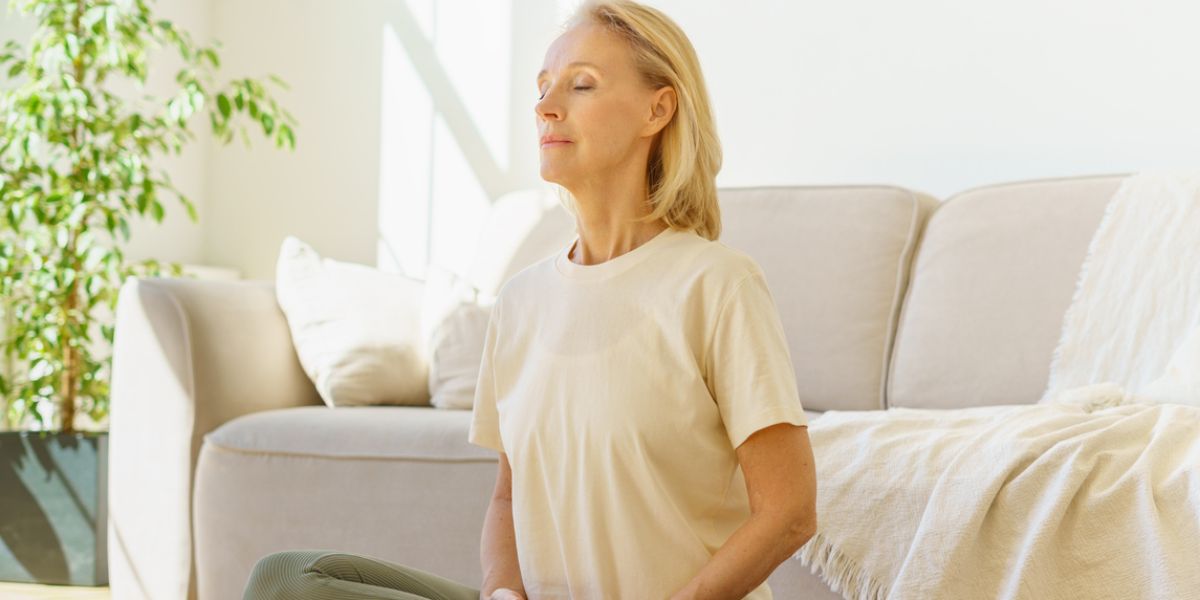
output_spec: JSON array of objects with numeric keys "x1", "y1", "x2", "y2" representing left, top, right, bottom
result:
[{"x1": 0, "y1": 582, "x2": 110, "y2": 599}]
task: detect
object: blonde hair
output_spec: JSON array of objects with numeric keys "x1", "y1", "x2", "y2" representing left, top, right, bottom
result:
[{"x1": 553, "y1": 0, "x2": 723, "y2": 240}]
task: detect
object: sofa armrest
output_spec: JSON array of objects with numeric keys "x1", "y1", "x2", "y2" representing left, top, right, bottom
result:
[{"x1": 107, "y1": 276, "x2": 322, "y2": 600}]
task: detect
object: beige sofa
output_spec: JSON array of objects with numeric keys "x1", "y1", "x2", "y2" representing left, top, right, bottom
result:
[{"x1": 106, "y1": 173, "x2": 1128, "y2": 600}]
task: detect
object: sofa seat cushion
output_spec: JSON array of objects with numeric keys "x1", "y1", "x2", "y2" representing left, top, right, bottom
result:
[
  {"x1": 203, "y1": 406, "x2": 825, "y2": 461},
  {"x1": 194, "y1": 407, "x2": 825, "y2": 599},
  {"x1": 205, "y1": 406, "x2": 493, "y2": 461},
  {"x1": 194, "y1": 406, "x2": 497, "y2": 600}
]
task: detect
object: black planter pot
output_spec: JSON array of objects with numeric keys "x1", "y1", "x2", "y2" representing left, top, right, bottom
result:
[{"x1": 0, "y1": 430, "x2": 108, "y2": 586}]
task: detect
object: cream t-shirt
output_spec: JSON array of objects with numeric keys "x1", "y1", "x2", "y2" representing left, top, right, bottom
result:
[{"x1": 468, "y1": 225, "x2": 809, "y2": 600}]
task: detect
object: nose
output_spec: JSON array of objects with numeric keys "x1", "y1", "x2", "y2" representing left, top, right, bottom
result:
[{"x1": 535, "y1": 91, "x2": 561, "y2": 122}]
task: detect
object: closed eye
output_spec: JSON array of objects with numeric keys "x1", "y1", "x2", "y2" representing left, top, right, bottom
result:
[{"x1": 538, "y1": 86, "x2": 593, "y2": 100}]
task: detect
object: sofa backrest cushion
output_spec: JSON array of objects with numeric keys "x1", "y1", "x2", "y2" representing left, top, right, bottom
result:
[
  {"x1": 887, "y1": 173, "x2": 1130, "y2": 409},
  {"x1": 718, "y1": 186, "x2": 938, "y2": 412}
]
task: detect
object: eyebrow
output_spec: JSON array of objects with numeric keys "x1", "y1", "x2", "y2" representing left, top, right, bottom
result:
[{"x1": 537, "y1": 61, "x2": 602, "y2": 81}]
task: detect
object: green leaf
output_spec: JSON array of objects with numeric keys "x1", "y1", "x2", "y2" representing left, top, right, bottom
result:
[
  {"x1": 64, "y1": 33, "x2": 80, "y2": 60},
  {"x1": 83, "y1": 247, "x2": 105, "y2": 271},
  {"x1": 216, "y1": 93, "x2": 231, "y2": 119},
  {"x1": 267, "y1": 73, "x2": 290, "y2": 90},
  {"x1": 82, "y1": 6, "x2": 106, "y2": 30},
  {"x1": 68, "y1": 203, "x2": 89, "y2": 227},
  {"x1": 180, "y1": 195, "x2": 198, "y2": 223},
  {"x1": 150, "y1": 200, "x2": 163, "y2": 223},
  {"x1": 201, "y1": 48, "x2": 219, "y2": 68}
]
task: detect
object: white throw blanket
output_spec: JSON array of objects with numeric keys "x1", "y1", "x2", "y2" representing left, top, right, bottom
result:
[
  {"x1": 791, "y1": 169, "x2": 1200, "y2": 600},
  {"x1": 1040, "y1": 168, "x2": 1200, "y2": 407}
]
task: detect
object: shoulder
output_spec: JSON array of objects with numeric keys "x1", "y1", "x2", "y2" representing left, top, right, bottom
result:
[
  {"x1": 664, "y1": 230, "x2": 771, "y2": 321},
  {"x1": 683, "y1": 231, "x2": 765, "y2": 288}
]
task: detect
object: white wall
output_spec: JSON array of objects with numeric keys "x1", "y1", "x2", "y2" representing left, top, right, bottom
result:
[
  {"x1": 681, "y1": 0, "x2": 1200, "y2": 191},
  {"x1": 203, "y1": 0, "x2": 1200, "y2": 282},
  {"x1": 9, "y1": 0, "x2": 1200, "y2": 282}
]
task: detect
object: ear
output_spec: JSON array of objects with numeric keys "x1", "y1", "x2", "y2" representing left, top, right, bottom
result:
[{"x1": 642, "y1": 85, "x2": 677, "y2": 137}]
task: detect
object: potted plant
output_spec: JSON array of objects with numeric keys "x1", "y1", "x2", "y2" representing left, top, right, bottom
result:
[{"x1": 0, "y1": 0, "x2": 297, "y2": 586}]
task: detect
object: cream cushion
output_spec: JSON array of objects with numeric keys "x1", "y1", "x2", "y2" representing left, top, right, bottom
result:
[
  {"x1": 887, "y1": 175, "x2": 1127, "y2": 408},
  {"x1": 716, "y1": 185, "x2": 938, "y2": 412},
  {"x1": 422, "y1": 265, "x2": 492, "y2": 410},
  {"x1": 275, "y1": 236, "x2": 429, "y2": 407}
]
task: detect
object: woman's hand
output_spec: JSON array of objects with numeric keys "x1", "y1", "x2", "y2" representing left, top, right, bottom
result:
[{"x1": 487, "y1": 587, "x2": 526, "y2": 600}]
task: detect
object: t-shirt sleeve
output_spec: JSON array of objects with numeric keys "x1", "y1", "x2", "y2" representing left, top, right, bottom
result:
[
  {"x1": 705, "y1": 270, "x2": 809, "y2": 450},
  {"x1": 468, "y1": 297, "x2": 505, "y2": 454}
]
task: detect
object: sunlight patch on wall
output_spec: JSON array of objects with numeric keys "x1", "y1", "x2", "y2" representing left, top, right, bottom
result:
[
  {"x1": 377, "y1": 0, "x2": 514, "y2": 281},
  {"x1": 426, "y1": 0, "x2": 512, "y2": 278},
  {"x1": 378, "y1": 18, "x2": 433, "y2": 279},
  {"x1": 429, "y1": 113, "x2": 489, "y2": 278}
]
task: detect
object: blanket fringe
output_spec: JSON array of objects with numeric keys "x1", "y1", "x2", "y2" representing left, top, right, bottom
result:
[{"x1": 791, "y1": 530, "x2": 888, "y2": 600}]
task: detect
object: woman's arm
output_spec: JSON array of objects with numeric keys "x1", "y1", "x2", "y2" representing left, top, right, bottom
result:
[
  {"x1": 480, "y1": 452, "x2": 527, "y2": 599},
  {"x1": 670, "y1": 423, "x2": 818, "y2": 600}
]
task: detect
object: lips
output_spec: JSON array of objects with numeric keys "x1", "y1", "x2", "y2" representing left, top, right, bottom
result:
[{"x1": 541, "y1": 134, "x2": 572, "y2": 146}]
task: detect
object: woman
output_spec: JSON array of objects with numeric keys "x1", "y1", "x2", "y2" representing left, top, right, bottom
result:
[{"x1": 242, "y1": 1, "x2": 817, "y2": 599}]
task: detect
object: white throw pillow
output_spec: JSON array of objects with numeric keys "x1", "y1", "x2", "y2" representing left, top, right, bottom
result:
[
  {"x1": 275, "y1": 236, "x2": 429, "y2": 407},
  {"x1": 420, "y1": 264, "x2": 492, "y2": 409},
  {"x1": 427, "y1": 297, "x2": 493, "y2": 410}
]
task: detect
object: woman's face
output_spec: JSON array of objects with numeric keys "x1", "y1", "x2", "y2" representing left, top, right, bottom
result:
[{"x1": 535, "y1": 22, "x2": 674, "y2": 189}]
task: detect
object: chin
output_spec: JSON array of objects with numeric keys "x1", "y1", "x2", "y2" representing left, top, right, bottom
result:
[{"x1": 539, "y1": 166, "x2": 573, "y2": 187}]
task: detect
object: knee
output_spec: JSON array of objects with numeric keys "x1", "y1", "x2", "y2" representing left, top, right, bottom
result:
[{"x1": 243, "y1": 550, "x2": 314, "y2": 600}]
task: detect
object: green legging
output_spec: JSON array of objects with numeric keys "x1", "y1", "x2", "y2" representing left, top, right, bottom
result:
[{"x1": 242, "y1": 549, "x2": 482, "y2": 600}]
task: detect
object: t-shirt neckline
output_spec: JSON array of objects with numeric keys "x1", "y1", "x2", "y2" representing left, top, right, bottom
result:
[{"x1": 554, "y1": 226, "x2": 682, "y2": 282}]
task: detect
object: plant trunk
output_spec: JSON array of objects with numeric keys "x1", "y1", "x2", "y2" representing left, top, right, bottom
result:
[
  {"x1": 54, "y1": 0, "x2": 86, "y2": 436},
  {"x1": 59, "y1": 349, "x2": 77, "y2": 434},
  {"x1": 59, "y1": 292, "x2": 77, "y2": 435},
  {"x1": 1, "y1": 300, "x2": 10, "y2": 432}
]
